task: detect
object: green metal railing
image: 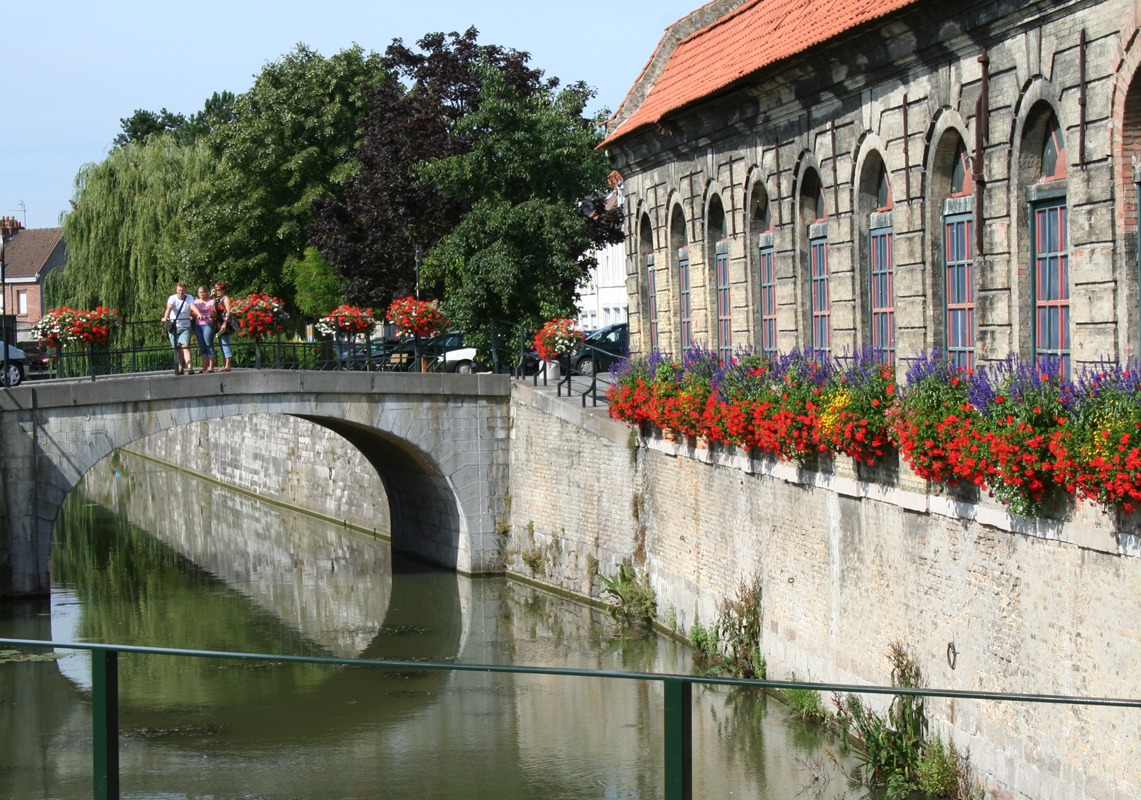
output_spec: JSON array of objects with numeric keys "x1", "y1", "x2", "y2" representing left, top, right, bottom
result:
[{"x1": 2, "y1": 637, "x2": 1138, "y2": 800}]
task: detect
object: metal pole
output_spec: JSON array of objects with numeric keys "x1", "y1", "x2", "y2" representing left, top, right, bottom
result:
[
  {"x1": 1, "y1": 237, "x2": 8, "y2": 387},
  {"x1": 92, "y1": 649, "x2": 120, "y2": 800},
  {"x1": 415, "y1": 245, "x2": 422, "y2": 300},
  {"x1": 491, "y1": 319, "x2": 499, "y2": 374},
  {"x1": 663, "y1": 677, "x2": 692, "y2": 800}
]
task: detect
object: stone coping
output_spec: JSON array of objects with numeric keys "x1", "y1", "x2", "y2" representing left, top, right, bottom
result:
[
  {"x1": 641, "y1": 430, "x2": 1141, "y2": 559},
  {"x1": 510, "y1": 380, "x2": 629, "y2": 446},
  {"x1": 0, "y1": 370, "x2": 512, "y2": 411}
]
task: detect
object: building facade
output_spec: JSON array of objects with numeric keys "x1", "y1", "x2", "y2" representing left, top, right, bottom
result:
[
  {"x1": 577, "y1": 239, "x2": 628, "y2": 332},
  {"x1": 604, "y1": 0, "x2": 1141, "y2": 374},
  {"x1": 0, "y1": 221, "x2": 66, "y2": 334}
]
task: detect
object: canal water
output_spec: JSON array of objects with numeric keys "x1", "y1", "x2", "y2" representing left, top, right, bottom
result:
[{"x1": 1, "y1": 450, "x2": 859, "y2": 800}]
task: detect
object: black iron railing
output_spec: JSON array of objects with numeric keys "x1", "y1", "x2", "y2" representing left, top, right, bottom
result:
[{"x1": 24, "y1": 318, "x2": 544, "y2": 383}]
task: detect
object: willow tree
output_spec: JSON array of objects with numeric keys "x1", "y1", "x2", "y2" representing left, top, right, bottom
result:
[{"x1": 60, "y1": 135, "x2": 217, "y2": 322}]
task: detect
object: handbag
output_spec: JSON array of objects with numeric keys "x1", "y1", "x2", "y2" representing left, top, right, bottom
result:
[
  {"x1": 167, "y1": 298, "x2": 188, "y2": 336},
  {"x1": 216, "y1": 299, "x2": 232, "y2": 335}
]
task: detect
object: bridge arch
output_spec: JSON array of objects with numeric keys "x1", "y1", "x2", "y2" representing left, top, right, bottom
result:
[{"x1": 0, "y1": 371, "x2": 511, "y2": 595}]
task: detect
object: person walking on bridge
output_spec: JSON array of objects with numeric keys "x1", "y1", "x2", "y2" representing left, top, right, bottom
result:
[
  {"x1": 191, "y1": 285, "x2": 218, "y2": 373},
  {"x1": 213, "y1": 281, "x2": 234, "y2": 372},
  {"x1": 162, "y1": 283, "x2": 194, "y2": 376}
]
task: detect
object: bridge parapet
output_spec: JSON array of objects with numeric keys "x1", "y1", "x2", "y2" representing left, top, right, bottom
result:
[{"x1": 0, "y1": 371, "x2": 512, "y2": 597}]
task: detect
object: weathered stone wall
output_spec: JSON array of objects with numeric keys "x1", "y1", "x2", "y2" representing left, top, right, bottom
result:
[
  {"x1": 504, "y1": 383, "x2": 640, "y2": 598},
  {"x1": 124, "y1": 414, "x2": 391, "y2": 536},
  {"x1": 611, "y1": 0, "x2": 1141, "y2": 365},
  {"x1": 508, "y1": 385, "x2": 1141, "y2": 800}
]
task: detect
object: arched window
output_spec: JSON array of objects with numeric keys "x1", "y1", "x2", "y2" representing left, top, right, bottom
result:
[
  {"x1": 671, "y1": 205, "x2": 692, "y2": 354},
  {"x1": 752, "y1": 184, "x2": 776, "y2": 358},
  {"x1": 1026, "y1": 110, "x2": 1069, "y2": 375},
  {"x1": 943, "y1": 140, "x2": 975, "y2": 369},
  {"x1": 640, "y1": 214, "x2": 658, "y2": 353},
  {"x1": 866, "y1": 162, "x2": 895, "y2": 364},
  {"x1": 801, "y1": 172, "x2": 829, "y2": 360},
  {"x1": 709, "y1": 195, "x2": 731, "y2": 363}
]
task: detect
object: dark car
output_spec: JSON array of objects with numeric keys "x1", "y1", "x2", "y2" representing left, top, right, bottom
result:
[
  {"x1": 567, "y1": 323, "x2": 628, "y2": 375},
  {"x1": 376, "y1": 331, "x2": 467, "y2": 372},
  {"x1": 2, "y1": 343, "x2": 26, "y2": 387}
]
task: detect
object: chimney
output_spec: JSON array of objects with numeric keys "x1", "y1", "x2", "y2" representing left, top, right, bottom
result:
[{"x1": 0, "y1": 216, "x2": 22, "y2": 242}]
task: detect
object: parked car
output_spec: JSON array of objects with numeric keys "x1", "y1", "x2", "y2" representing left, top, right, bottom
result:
[
  {"x1": 2, "y1": 343, "x2": 26, "y2": 387},
  {"x1": 18, "y1": 342, "x2": 51, "y2": 372},
  {"x1": 438, "y1": 336, "x2": 531, "y2": 374},
  {"x1": 377, "y1": 331, "x2": 467, "y2": 371},
  {"x1": 567, "y1": 323, "x2": 628, "y2": 375}
]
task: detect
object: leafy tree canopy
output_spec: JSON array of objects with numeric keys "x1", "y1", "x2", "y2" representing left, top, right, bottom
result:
[
  {"x1": 287, "y1": 247, "x2": 343, "y2": 317},
  {"x1": 111, "y1": 92, "x2": 237, "y2": 148},
  {"x1": 181, "y1": 44, "x2": 386, "y2": 305},
  {"x1": 420, "y1": 67, "x2": 622, "y2": 329},
  {"x1": 308, "y1": 28, "x2": 553, "y2": 308},
  {"x1": 310, "y1": 28, "x2": 622, "y2": 339}
]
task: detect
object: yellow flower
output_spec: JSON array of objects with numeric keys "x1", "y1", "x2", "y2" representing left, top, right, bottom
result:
[{"x1": 819, "y1": 388, "x2": 852, "y2": 438}]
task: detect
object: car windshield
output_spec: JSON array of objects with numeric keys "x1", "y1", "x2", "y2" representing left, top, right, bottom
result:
[{"x1": 588, "y1": 327, "x2": 624, "y2": 344}]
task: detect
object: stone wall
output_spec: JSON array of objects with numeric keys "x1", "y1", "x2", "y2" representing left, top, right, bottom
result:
[
  {"x1": 124, "y1": 413, "x2": 391, "y2": 536},
  {"x1": 508, "y1": 385, "x2": 1141, "y2": 800},
  {"x1": 106, "y1": 382, "x2": 1141, "y2": 799}
]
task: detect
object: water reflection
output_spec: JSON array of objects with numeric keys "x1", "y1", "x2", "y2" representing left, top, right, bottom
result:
[{"x1": 0, "y1": 451, "x2": 858, "y2": 800}]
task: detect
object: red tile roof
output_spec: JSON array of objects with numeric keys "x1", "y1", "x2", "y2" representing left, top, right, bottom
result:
[
  {"x1": 3, "y1": 228, "x2": 64, "y2": 280},
  {"x1": 604, "y1": 0, "x2": 920, "y2": 146}
]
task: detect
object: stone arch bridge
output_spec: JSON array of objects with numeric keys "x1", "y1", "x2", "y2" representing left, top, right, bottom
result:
[{"x1": 0, "y1": 371, "x2": 511, "y2": 596}]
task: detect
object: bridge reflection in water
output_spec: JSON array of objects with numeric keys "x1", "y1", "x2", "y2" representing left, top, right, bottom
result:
[{"x1": 0, "y1": 451, "x2": 855, "y2": 800}]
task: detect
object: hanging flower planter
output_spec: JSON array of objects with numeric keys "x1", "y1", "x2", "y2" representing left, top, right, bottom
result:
[
  {"x1": 386, "y1": 297, "x2": 448, "y2": 340},
  {"x1": 315, "y1": 305, "x2": 375, "y2": 339}
]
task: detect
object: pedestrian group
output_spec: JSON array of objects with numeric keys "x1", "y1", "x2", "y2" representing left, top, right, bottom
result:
[{"x1": 161, "y1": 282, "x2": 235, "y2": 375}]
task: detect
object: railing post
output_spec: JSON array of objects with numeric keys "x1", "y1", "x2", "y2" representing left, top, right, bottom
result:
[
  {"x1": 490, "y1": 319, "x2": 499, "y2": 374},
  {"x1": 92, "y1": 649, "x2": 120, "y2": 800},
  {"x1": 254, "y1": 339, "x2": 262, "y2": 370},
  {"x1": 274, "y1": 330, "x2": 282, "y2": 369},
  {"x1": 335, "y1": 329, "x2": 343, "y2": 372},
  {"x1": 663, "y1": 677, "x2": 692, "y2": 800},
  {"x1": 89, "y1": 347, "x2": 96, "y2": 382}
]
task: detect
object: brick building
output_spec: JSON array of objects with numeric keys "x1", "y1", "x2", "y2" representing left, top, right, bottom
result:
[
  {"x1": 604, "y1": 0, "x2": 1141, "y2": 374},
  {"x1": 0, "y1": 220, "x2": 66, "y2": 330}
]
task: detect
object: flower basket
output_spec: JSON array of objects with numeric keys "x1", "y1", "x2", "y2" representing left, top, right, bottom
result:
[
  {"x1": 315, "y1": 305, "x2": 375, "y2": 339},
  {"x1": 532, "y1": 318, "x2": 584, "y2": 362},
  {"x1": 229, "y1": 293, "x2": 289, "y2": 340},
  {"x1": 30, "y1": 307, "x2": 122, "y2": 349},
  {"x1": 386, "y1": 297, "x2": 448, "y2": 339}
]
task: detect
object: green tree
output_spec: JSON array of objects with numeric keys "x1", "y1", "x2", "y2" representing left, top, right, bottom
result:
[
  {"x1": 420, "y1": 67, "x2": 622, "y2": 331},
  {"x1": 309, "y1": 28, "x2": 547, "y2": 308},
  {"x1": 111, "y1": 92, "x2": 236, "y2": 148},
  {"x1": 183, "y1": 44, "x2": 386, "y2": 305},
  {"x1": 287, "y1": 247, "x2": 343, "y2": 317},
  {"x1": 112, "y1": 108, "x2": 187, "y2": 148},
  {"x1": 60, "y1": 135, "x2": 217, "y2": 322}
]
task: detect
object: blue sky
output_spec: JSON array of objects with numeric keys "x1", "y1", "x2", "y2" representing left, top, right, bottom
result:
[{"x1": 1, "y1": 0, "x2": 698, "y2": 230}]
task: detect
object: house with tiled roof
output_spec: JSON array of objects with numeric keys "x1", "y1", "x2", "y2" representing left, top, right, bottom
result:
[
  {"x1": 603, "y1": 0, "x2": 1141, "y2": 797},
  {"x1": 1, "y1": 220, "x2": 67, "y2": 331}
]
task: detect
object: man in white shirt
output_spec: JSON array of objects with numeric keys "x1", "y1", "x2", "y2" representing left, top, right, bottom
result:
[{"x1": 162, "y1": 283, "x2": 195, "y2": 375}]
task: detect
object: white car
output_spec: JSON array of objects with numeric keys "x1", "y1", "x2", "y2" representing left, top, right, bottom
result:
[
  {"x1": 437, "y1": 346, "x2": 480, "y2": 374},
  {"x1": 3, "y1": 343, "x2": 26, "y2": 387}
]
